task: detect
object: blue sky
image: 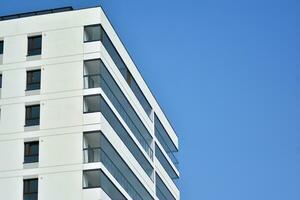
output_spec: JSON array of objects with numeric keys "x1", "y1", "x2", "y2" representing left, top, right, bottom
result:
[{"x1": 1, "y1": 0, "x2": 300, "y2": 199}]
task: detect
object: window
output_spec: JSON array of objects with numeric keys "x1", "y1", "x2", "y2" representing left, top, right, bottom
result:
[
  {"x1": 23, "y1": 179, "x2": 38, "y2": 200},
  {"x1": 25, "y1": 105, "x2": 40, "y2": 126},
  {"x1": 26, "y1": 70, "x2": 41, "y2": 90},
  {"x1": 24, "y1": 141, "x2": 39, "y2": 163},
  {"x1": 0, "y1": 41, "x2": 3, "y2": 54},
  {"x1": 83, "y1": 95, "x2": 101, "y2": 113},
  {"x1": 83, "y1": 169, "x2": 126, "y2": 200},
  {"x1": 0, "y1": 74, "x2": 2, "y2": 88},
  {"x1": 28, "y1": 35, "x2": 42, "y2": 56},
  {"x1": 84, "y1": 24, "x2": 101, "y2": 42}
]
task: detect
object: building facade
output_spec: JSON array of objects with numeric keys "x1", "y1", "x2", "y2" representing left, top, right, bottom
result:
[{"x1": 0, "y1": 6, "x2": 179, "y2": 200}]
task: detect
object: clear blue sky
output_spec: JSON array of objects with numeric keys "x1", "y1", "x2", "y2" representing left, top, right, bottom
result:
[{"x1": 1, "y1": 0, "x2": 300, "y2": 199}]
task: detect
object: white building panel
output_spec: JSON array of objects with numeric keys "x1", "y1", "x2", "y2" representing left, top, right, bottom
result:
[
  {"x1": 39, "y1": 133, "x2": 82, "y2": 167},
  {"x1": 0, "y1": 139, "x2": 23, "y2": 171},
  {"x1": 42, "y1": 27, "x2": 83, "y2": 59},
  {"x1": 42, "y1": 61, "x2": 83, "y2": 94},
  {"x1": 2, "y1": 35, "x2": 27, "y2": 64},
  {"x1": 2, "y1": 69, "x2": 26, "y2": 98},
  {"x1": 39, "y1": 171, "x2": 82, "y2": 200},
  {"x1": 0, "y1": 103, "x2": 25, "y2": 134},
  {"x1": 0, "y1": 177, "x2": 22, "y2": 200},
  {"x1": 41, "y1": 96, "x2": 82, "y2": 129}
]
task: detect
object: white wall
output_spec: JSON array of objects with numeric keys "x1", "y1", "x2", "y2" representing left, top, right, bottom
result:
[
  {"x1": 0, "y1": 139, "x2": 23, "y2": 171},
  {"x1": 39, "y1": 171, "x2": 82, "y2": 200},
  {"x1": 0, "y1": 177, "x2": 23, "y2": 200},
  {"x1": 39, "y1": 133, "x2": 82, "y2": 167},
  {"x1": 41, "y1": 96, "x2": 82, "y2": 129},
  {"x1": 0, "y1": 8, "x2": 90, "y2": 200},
  {"x1": 42, "y1": 61, "x2": 83, "y2": 94}
]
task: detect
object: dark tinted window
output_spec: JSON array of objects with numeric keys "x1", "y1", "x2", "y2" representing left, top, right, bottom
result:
[
  {"x1": 26, "y1": 70, "x2": 41, "y2": 90},
  {"x1": 24, "y1": 179, "x2": 38, "y2": 200},
  {"x1": 0, "y1": 41, "x2": 3, "y2": 54},
  {"x1": 28, "y1": 36, "x2": 42, "y2": 56},
  {"x1": 24, "y1": 141, "x2": 39, "y2": 163},
  {"x1": 84, "y1": 25, "x2": 101, "y2": 42},
  {"x1": 83, "y1": 95, "x2": 101, "y2": 113},
  {"x1": 25, "y1": 105, "x2": 40, "y2": 126},
  {"x1": 0, "y1": 74, "x2": 2, "y2": 88}
]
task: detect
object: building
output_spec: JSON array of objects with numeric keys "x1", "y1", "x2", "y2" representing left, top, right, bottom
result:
[{"x1": 0, "y1": 6, "x2": 179, "y2": 200}]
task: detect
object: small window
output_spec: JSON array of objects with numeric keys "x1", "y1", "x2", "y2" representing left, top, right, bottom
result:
[
  {"x1": 0, "y1": 41, "x2": 3, "y2": 54},
  {"x1": 84, "y1": 25, "x2": 101, "y2": 42},
  {"x1": 0, "y1": 74, "x2": 2, "y2": 88},
  {"x1": 26, "y1": 70, "x2": 41, "y2": 90},
  {"x1": 28, "y1": 35, "x2": 42, "y2": 56},
  {"x1": 83, "y1": 95, "x2": 101, "y2": 113},
  {"x1": 23, "y1": 179, "x2": 38, "y2": 200},
  {"x1": 25, "y1": 105, "x2": 40, "y2": 126},
  {"x1": 24, "y1": 141, "x2": 39, "y2": 163}
]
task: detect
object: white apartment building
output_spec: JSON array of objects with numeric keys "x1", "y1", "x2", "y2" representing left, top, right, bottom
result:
[{"x1": 0, "y1": 6, "x2": 179, "y2": 200}]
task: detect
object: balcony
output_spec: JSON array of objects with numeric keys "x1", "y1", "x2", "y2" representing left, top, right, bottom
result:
[
  {"x1": 83, "y1": 95, "x2": 154, "y2": 179},
  {"x1": 83, "y1": 132, "x2": 153, "y2": 200},
  {"x1": 155, "y1": 115, "x2": 179, "y2": 168},
  {"x1": 156, "y1": 173, "x2": 176, "y2": 200},
  {"x1": 84, "y1": 59, "x2": 153, "y2": 160},
  {"x1": 83, "y1": 169, "x2": 126, "y2": 200}
]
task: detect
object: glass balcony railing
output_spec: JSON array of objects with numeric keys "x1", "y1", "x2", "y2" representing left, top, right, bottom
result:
[
  {"x1": 83, "y1": 74, "x2": 101, "y2": 88},
  {"x1": 83, "y1": 147, "x2": 144, "y2": 200},
  {"x1": 83, "y1": 147, "x2": 101, "y2": 163},
  {"x1": 154, "y1": 115, "x2": 178, "y2": 168},
  {"x1": 83, "y1": 95, "x2": 154, "y2": 179},
  {"x1": 83, "y1": 169, "x2": 126, "y2": 200},
  {"x1": 155, "y1": 131, "x2": 179, "y2": 168},
  {"x1": 84, "y1": 67, "x2": 153, "y2": 160},
  {"x1": 156, "y1": 173, "x2": 176, "y2": 200}
]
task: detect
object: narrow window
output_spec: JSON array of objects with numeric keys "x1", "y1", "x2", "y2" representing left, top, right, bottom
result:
[
  {"x1": 25, "y1": 105, "x2": 40, "y2": 126},
  {"x1": 84, "y1": 25, "x2": 101, "y2": 42},
  {"x1": 28, "y1": 35, "x2": 42, "y2": 56},
  {"x1": 0, "y1": 41, "x2": 3, "y2": 54},
  {"x1": 24, "y1": 141, "x2": 39, "y2": 163},
  {"x1": 0, "y1": 74, "x2": 2, "y2": 88},
  {"x1": 26, "y1": 70, "x2": 41, "y2": 90},
  {"x1": 23, "y1": 179, "x2": 38, "y2": 200}
]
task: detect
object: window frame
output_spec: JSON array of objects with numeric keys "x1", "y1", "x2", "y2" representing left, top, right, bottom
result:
[
  {"x1": 27, "y1": 35, "x2": 42, "y2": 56},
  {"x1": 25, "y1": 104, "x2": 40, "y2": 126},
  {"x1": 83, "y1": 24, "x2": 102, "y2": 43},
  {"x1": 83, "y1": 94, "x2": 101, "y2": 114},
  {"x1": 24, "y1": 141, "x2": 39, "y2": 163},
  {"x1": 26, "y1": 69, "x2": 41, "y2": 91},
  {"x1": 23, "y1": 178, "x2": 38, "y2": 200}
]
